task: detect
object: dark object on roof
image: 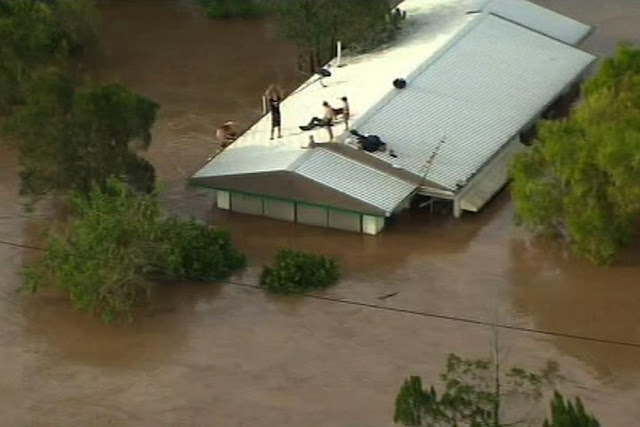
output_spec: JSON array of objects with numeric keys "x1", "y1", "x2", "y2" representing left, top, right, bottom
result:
[
  {"x1": 393, "y1": 78, "x2": 407, "y2": 89},
  {"x1": 317, "y1": 68, "x2": 332, "y2": 78},
  {"x1": 350, "y1": 129, "x2": 387, "y2": 153}
]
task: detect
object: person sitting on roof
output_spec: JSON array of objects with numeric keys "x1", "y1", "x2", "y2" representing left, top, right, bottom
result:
[
  {"x1": 216, "y1": 120, "x2": 238, "y2": 148},
  {"x1": 326, "y1": 97, "x2": 349, "y2": 129},
  {"x1": 299, "y1": 101, "x2": 335, "y2": 141}
]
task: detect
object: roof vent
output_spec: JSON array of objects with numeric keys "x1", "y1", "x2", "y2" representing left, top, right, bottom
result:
[{"x1": 393, "y1": 78, "x2": 407, "y2": 89}]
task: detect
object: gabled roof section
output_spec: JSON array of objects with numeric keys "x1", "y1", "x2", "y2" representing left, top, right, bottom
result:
[
  {"x1": 190, "y1": 164, "x2": 414, "y2": 217},
  {"x1": 294, "y1": 148, "x2": 416, "y2": 215},
  {"x1": 355, "y1": 14, "x2": 595, "y2": 191},
  {"x1": 482, "y1": 0, "x2": 592, "y2": 45},
  {"x1": 192, "y1": 145, "x2": 303, "y2": 178}
]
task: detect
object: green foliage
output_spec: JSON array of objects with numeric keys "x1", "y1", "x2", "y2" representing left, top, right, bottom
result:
[
  {"x1": 584, "y1": 43, "x2": 640, "y2": 96},
  {"x1": 159, "y1": 218, "x2": 246, "y2": 281},
  {"x1": 542, "y1": 392, "x2": 601, "y2": 427},
  {"x1": 394, "y1": 377, "x2": 434, "y2": 427},
  {"x1": 199, "y1": 0, "x2": 265, "y2": 19},
  {"x1": 2, "y1": 69, "x2": 159, "y2": 196},
  {"x1": 24, "y1": 178, "x2": 161, "y2": 323},
  {"x1": 510, "y1": 44, "x2": 640, "y2": 264},
  {"x1": 274, "y1": 0, "x2": 404, "y2": 73},
  {"x1": 0, "y1": 0, "x2": 97, "y2": 110},
  {"x1": 260, "y1": 249, "x2": 339, "y2": 294},
  {"x1": 394, "y1": 354, "x2": 557, "y2": 427},
  {"x1": 25, "y1": 178, "x2": 246, "y2": 323}
]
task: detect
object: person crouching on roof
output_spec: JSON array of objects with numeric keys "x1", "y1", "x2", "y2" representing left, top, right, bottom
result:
[
  {"x1": 216, "y1": 120, "x2": 238, "y2": 148},
  {"x1": 299, "y1": 101, "x2": 335, "y2": 142}
]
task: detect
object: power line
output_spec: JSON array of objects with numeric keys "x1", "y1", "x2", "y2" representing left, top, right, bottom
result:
[
  {"x1": 224, "y1": 280, "x2": 640, "y2": 350},
  {"x1": 1, "y1": 237, "x2": 640, "y2": 350}
]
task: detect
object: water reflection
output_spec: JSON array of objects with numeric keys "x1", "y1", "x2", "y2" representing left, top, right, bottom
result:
[{"x1": 507, "y1": 237, "x2": 640, "y2": 378}]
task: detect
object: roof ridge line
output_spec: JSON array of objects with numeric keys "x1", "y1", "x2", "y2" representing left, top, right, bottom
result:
[{"x1": 354, "y1": 13, "x2": 488, "y2": 131}]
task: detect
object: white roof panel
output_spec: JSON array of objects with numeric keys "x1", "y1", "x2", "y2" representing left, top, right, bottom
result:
[
  {"x1": 356, "y1": 14, "x2": 595, "y2": 190},
  {"x1": 192, "y1": 145, "x2": 303, "y2": 177},
  {"x1": 295, "y1": 149, "x2": 416, "y2": 215},
  {"x1": 483, "y1": 0, "x2": 592, "y2": 45},
  {"x1": 192, "y1": 0, "x2": 479, "y2": 179}
]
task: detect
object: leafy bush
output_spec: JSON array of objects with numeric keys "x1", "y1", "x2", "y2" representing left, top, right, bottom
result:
[
  {"x1": 260, "y1": 249, "x2": 339, "y2": 294},
  {"x1": 25, "y1": 178, "x2": 246, "y2": 323},
  {"x1": 158, "y1": 218, "x2": 246, "y2": 281}
]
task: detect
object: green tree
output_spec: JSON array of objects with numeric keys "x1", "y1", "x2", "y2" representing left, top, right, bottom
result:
[
  {"x1": 274, "y1": 0, "x2": 404, "y2": 73},
  {"x1": 510, "y1": 44, "x2": 640, "y2": 264},
  {"x1": 584, "y1": 42, "x2": 640, "y2": 96},
  {"x1": 159, "y1": 217, "x2": 246, "y2": 282},
  {"x1": 2, "y1": 69, "x2": 159, "y2": 196},
  {"x1": 394, "y1": 354, "x2": 557, "y2": 427},
  {"x1": 260, "y1": 248, "x2": 339, "y2": 294},
  {"x1": 25, "y1": 178, "x2": 246, "y2": 323},
  {"x1": 0, "y1": 0, "x2": 97, "y2": 110},
  {"x1": 542, "y1": 392, "x2": 601, "y2": 427}
]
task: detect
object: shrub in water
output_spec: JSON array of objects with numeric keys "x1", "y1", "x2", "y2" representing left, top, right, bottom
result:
[
  {"x1": 24, "y1": 178, "x2": 246, "y2": 323},
  {"x1": 260, "y1": 249, "x2": 339, "y2": 294},
  {"x1": 159, "y1": 218, "x2": 246, "y2": 282}
]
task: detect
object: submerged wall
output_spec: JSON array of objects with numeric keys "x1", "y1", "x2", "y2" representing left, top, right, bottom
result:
[{"x1": 215, "y1": 190, "x2": 386, "y2": 235}]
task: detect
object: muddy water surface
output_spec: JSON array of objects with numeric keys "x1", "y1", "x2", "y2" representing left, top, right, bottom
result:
[{"x1": 1, "y1": 1, "x2": 640, "y2": 425}]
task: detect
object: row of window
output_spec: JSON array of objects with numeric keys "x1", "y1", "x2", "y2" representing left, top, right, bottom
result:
[{"x1": 229, "y1": 192, "x2": 366, "y2": 233}]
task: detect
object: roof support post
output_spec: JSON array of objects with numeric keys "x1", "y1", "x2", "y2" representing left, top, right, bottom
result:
[{"x1": 453, "y1": 196, "x2": 463, "y2": 218}]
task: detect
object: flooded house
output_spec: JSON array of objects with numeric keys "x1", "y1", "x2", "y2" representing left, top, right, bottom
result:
[{"x1": 190, "y1": 0, "x2": 595, "y2": 234}]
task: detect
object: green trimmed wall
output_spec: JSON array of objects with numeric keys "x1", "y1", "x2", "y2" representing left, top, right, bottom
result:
[{"x1": 215, "y1": 189, "x2": 385, "y2": 235}]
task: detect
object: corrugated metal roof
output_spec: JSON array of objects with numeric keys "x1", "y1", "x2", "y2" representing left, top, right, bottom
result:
[
  {"x1": 356, "y1": 14, "x2": 595, "y2": 191},
  {"x1": 192, "y1": 146, "x2": 303, "y2": 178},
  {"x1": 295, "y1": 148, "x2": 416, "y2": 215},
  {"x1": 483, "y1": 0, "x2": 592, "y2": 45},
  {"x1": 191, "y1": 0, "x2": 478, "y2": 181},
  {"x1": 458, "y1": 136, "x2": 527, "y2": 211}
]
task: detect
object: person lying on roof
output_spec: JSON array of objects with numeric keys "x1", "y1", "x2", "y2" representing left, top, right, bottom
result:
[
  {"x1": 350, "y1": 129, "x2": 387, "y2": 153},
  {"x1": 299, "y1": 101, "x2": 335, "y2": 141}
]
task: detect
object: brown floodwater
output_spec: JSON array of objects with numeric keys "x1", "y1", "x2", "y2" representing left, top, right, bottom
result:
[{"x1": 1, "y1": 0, "x2": 640, "y2": 425}]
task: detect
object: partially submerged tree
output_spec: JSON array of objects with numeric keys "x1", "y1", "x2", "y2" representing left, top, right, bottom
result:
[
  {"x1": 274, "y1": 0, "x2": 405, "y2": 73},
  {"x1": 510, "y1": 44, "x2": 640, "y2": 264},
  {"x1": 542, "y1": 392, "x2": 601, "y2": 427},
  {"x1": 25, "y1": 178, "x2": 246, "y2": 323},
  {"x1": 0, "y1": 0, "x2": 97, "y2": 110},
  {"x1": 2, "y1": 69, "x2": 159, "y2": 196},
  {"x1": 394, "y1": 353, "x2": 558, "y2": 426},
  {"x1": 260, "y1": 248, "x2": 339, "y2": 294}
]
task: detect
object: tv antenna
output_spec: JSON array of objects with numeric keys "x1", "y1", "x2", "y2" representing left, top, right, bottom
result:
[{"x1": 420, "y1": 136, "x2": 447, "y2": 184}]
